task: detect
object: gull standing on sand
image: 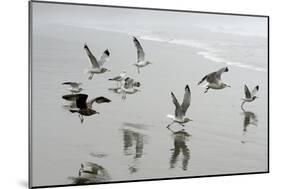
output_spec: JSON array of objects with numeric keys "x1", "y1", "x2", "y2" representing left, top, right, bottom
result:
[
  {"x1": 62, "y1": 93, "x2": 111, "y2": 123},
  {"x1": 132, "y1": 36, "x2": 152, "y2": 74},
  {"x1": 197, "y1": 67, "x2": 230, "y2": 93},
  {"x1": 62, "y1": 82, "x2": 83, "y2": 94},
  {"x1": 121, "y1": 77, "x2": 141, "y2": 100},
  {"x1": 241, "y1": 85, "x2": 259, "y2": 109},
  {"x1": 83, "y1": 44, "x2": 110, "y2": 80},
  {"x1": 167, "y1": 85, "x2": 192, "y2": 128},
  {"x1": 108, "y1": 71, "x2": 127, "y2": 86}
]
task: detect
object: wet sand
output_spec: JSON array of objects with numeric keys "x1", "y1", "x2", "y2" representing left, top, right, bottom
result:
[{"x1": 31, "y1": 24, "x2": 268, "y2": 187}]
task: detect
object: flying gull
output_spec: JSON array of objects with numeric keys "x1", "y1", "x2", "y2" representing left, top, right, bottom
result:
[
  {"x1": 84, "y1": 44, "x2": 110, "y2": 80},
  {"x1": 62, "y1": 93, "x2": 111, "y2": 123},
  {"x1": 121, "y1": 77, "x2": 141, "y2": 100},
  {"x1": 167, "y1": 84, "x2": 192, "y2": 128},
  {"x1": 198, "y1": 67, "x2": 230, "y2": 93},
  {"x1": 132, "y1": 36, "x2": 152, "y2": 74},
  {"x1": 62, "y1": 82, "x2": 83, "y2": 94},
  {"x1": 241, "y1": 85, "x2": 259, "y2": 109}
]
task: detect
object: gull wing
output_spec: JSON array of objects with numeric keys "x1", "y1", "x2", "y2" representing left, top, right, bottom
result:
[
  {"x1": 87, "y1": 96, "x2": 111, "y2": 108},
  {"x1": 251, "y1": 85, "x2": 259, "y2": 96},
  {"x1": 244, "y1": 85, "x2": 251, "y2": 98},
  {"x1": 109, "y1": 75, "x2": 122, "y2": 81},
  {"x1": 62, "y1": 82, "x2": 81, "y2": 88},
  {"x1": 98, "y1": 49, "x2": 110, "y2": 67},
  {"x1": 171, "y1": 92, "x2": 181, "y2": 118},
  {"x1": 62, "y1": 94, "x2": 81, "y2": 101},
  {"x1": 84, "y1": 44, "x2": 100, "y2": 68},
  {"x1": 206, "y1": 72, "x2": 219, "y2": 84},
  {"x1": 133, "y1": 37, "x2": 145, "y2": 62},
  {"x1": 215, "y1": 67, "x2": 229, "y2": 80},
  {"x1": 206, "y1": 67, "x2": 228, "y2": 84},
  {"x1": 76, "y1": 94, "x2": 88, "y2": 109},
  {"x1": 181, "y1": 85, "x2": 191, "y2": 115}
]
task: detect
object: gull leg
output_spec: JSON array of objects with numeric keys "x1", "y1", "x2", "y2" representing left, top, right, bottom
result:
[
  {"x1": 88, "y1": 73, "x2": 94, "y2": 80},
  {"x1": 79, "y1": 114, "x2": 84, "y2": 123},
  {"x1": 167, "y1": 126, "x2": 175, "y2": 133},
  {"x1": 122, "y1": 91, "x2": 127, "y2": 100},
  {"x1": 204, "y1": 87, "x2": 209, "y2": 93},
  {"x1": 241, "y1": 101, "x2": 246, "y2": 111},
  {"x1": 137, "y1": 67, "x2": 140, "y2": 74}
]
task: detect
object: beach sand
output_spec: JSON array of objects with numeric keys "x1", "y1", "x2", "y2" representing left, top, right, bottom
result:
[{"x1": 31, "y1": 23, "x2": 268, "y2": 186}]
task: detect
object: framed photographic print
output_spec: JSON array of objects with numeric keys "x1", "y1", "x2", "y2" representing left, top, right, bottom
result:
[{"x1": 29, "y1": 0, "x2": 269, "y2": 188}]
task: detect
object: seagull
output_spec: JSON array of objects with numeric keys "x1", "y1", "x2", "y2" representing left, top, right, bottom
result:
[
  {"x1": 83, "y1": 44, "x2": 110, "y2": 80},
  {"x1": 132, "y1": 36, "x2": 152, "y2": 74},
  {"x1": 241, "y1": 85, "x2": 259, "y2": 109},
  {"x1": 108, "y1": 71, "x2": 127, "y2": 86},
  {"x1": 62, "y1": 93, "x2": 111, "y2": 123},
  {"x1": 121, "y1": 77, "x2": 141, "y2": 100},
  {"x1": 198, "y1": 67, "x2": 230, "y2": 93},
  {"x1": 108, "y1": 76, "x2": 140, "y2": 95},
  {"x1": 62, "y1": 82, "x2": 83, "y2": 94},
  {"x1": 167, "y1": 85, "x2": 192, "y2": 128}
]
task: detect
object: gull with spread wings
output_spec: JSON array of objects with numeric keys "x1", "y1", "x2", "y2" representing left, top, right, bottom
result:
[
  {"x1": 121, "y1": 77, "x2": 141, "y2": 100},
  {"x1": 62, "y1": 82, "x2": 83, "y2": 94},
  {"x1": 198, "y1": 67, "x2": 230, "y2": 93},
  {"x1": 167, "y1": 85, "x2": 192, "y2": 128},
  {"x1": 241, "y1": 85, "x2": 259, "y2": 109},
  {"x1": 62, "y1": 93, "x2": 111, "y2": 123},
  {"x1": 132, "y1": 36, "x2": 152, "y2": 74},
  {"x1": 83, "y1": 44, "x2": 110, "y2": 80}
]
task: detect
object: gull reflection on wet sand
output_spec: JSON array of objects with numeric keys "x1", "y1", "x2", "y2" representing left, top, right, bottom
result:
[
  {"x1": 241, "y1": 109, "x2": 258, "y2": 143},
  {"x1": 168, "y1": 128, "x2": 191, "y2": 171},
  {"x1": 69, "y1": 162, "x2": 110, "y2": 184},
  {"x1": 122, "y1": 122, "x2": 148, "y2": 173}
]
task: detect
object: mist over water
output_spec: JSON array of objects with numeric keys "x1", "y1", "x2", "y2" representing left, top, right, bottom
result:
[{"x1": 31, "y1": 2, "x2": 268, "y2": 187}]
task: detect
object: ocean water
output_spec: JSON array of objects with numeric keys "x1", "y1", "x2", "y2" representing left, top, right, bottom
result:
[
  {"x1": 31, "y1": 2, "x2": 268, "y2": 187},
  {"x1": 76, "y1": 25, "x2": 267, "y2": 72}
]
